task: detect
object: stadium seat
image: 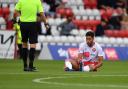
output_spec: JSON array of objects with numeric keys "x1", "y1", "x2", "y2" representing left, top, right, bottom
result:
[
  {"x1": 51, "y1": 26, "x2": 60, "y2": 36},
  {"x1": 82, "y1": 16, "x2": 88, "y2": 20},
  {"x1": 119, "y1": 31, "x2": 126, "y2": 38},
  {"x1": 48, "y1": 18, "x2": 55, "y2": 26},
  {"x1": 76, "y1": 0, "x2": 83, "y2": 6},
  {"x1": 9, "y1": 3, "x2": 15, "y2": 19},
  {"x1": 80, "y1": 9, "x2": 86, "y2": 16},
  {"x1": 95, "y1": 16, "x2": 101, "y2": 20},
  {"x1": 46, "y1": 35, "x2": 54, "y2": 43},
  {"x1": 106, "y1": 8, "x2": 113, "y2": 18},
  {"x1": 116, "y1": 38, "x2": 123, "y2": 45},
  {"x1": 9, "y1": 3, "x2": 15, "y2": 12},
  {"x1": 92, "y1": 9, "x2": 100, "y2": 16},
  {"x1": 73, "y1": 9, "x2": 79, "y2": 16},
  {"x1": 75, "y1": 36, "x2": 84, "y2": 43},
  {"x1": 0, "y1": 8, "x2": 3, "y2": 16},
  {"x1": 0, "y1": 17, "x2": 6, "y2": 24},
  {"x1": 75, "y1": 15, "x2": 81, "y2": 20},
  {"x1": 70, "y1": 5, "x2": 78, "y2": 10},
  {"x1": 83, "y1": 0, "x2": 97, "y2": 9},
  {"x1": 119, "y1": 30, "x2": 128, "y2": 38},
  {"x1": 83, "y1": 20, "x2": 101, "y2": 30},
  {"x1": 65, "y1": 8, "x2": 73, "y2": 17},
  {"x1": 56, "y1": 8, "x2": 73, "y2": 17},
  {"x1": 55, "y1": 18, "x2": 62, "y2": 26},
  {"x1": 38, "y1": 35, "x2": 47, "y2": 43},
  {"x1": 91, "y1": 20, "x2": 101, "y2": 26},
  {"x1": 85, "y1": 9, "x2": 92, "y2": 16},
  {"x1": 53, "y1": 36, "x2": 61, "y2": 43},
  {"x1": 60, "y1": 36, "x2": 68, "y2": 43},
  {"x1": 88, "y1": 16, "x2": 95, "y2": 20},
  {"x1": 125, "y1": 31, "x2": 128, "y2": 37},
  {"x1": 105, "y1": 30, "x2": 128, "y2": 38},
  {"x1": 69, "y1": 0, "x2": 76, "y2": 6},
  {"x1": 56, "y1": 8, "x2": 65, "y2": 17},
  {"x1": 67, "y1": 36, "x2": 76, "y2": 43},
  {"x1": 104, "y1": 30, "x2": 113, "y2": 37},
  {"x1": 89, "y1": 0, "x2": 97, "y2": 9},
  {"x1": 95, "y1": 37, "x2": 102, "y2": 44},
  {"x1": 79, "y1": 30, "x2": 87, "y2": 36},
  {"x1": 123, "y1": 38, "x2": 128, "y2": 45},
  {"x1": 109, "y1": 37, "x2": 116, "y2": 45},
  {"x1": 72, "y1": 19, "x2": 82, "y2": 28},
  {"x1": 83, "y1": 0, "x2": 89, "y2": 7},
  {"x1": 102, "y1": 37, "x2": 109, "y2": 45},
  {"x1": 66, "y1": 0, "x2": 71, "y2": 6},
  {"x1": 113, "y1": 30, "x2": 120, "y2": 37},
  {"x1": 2, "y1": 3, "x2": 10, "y2": 20},
  {"x1": 0, "y1": 24, "x2": 6, "y2": 30},
  {"x1": 78, "y1": 6, "x2": 84, "y2": 10},
  {"x1": 100, "y1": 9, "x2": 108, "y2": 20},
  {"x1": 70, "y1": 29, "x2": 79, "y2": 36}
]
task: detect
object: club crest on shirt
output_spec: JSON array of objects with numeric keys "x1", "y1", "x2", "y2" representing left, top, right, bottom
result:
[{"x1": 92, "y1": 48, "x2": 96, "y2": 52}]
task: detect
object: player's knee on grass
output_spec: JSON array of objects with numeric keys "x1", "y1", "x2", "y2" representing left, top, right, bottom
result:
[
  {"x1": 70, "y1": 60, "x2": 79, "y2": 71},
  {"x1": 83, "y1": 64, "x2": 97, "y2": 72},
  {"x1": 83, "y1": 65, "x2": 90, "y2": 72}
]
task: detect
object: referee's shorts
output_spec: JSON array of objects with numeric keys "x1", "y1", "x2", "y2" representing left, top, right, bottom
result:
[{"x1": 20, "y1": 22, "x2": 38, "y2": 44}]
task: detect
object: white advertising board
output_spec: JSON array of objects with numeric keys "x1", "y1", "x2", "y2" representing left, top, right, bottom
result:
[{"x1": 0, "y1": 30, "x2": 16, "y2": 59}]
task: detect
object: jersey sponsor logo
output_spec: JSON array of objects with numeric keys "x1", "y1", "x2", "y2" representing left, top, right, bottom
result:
[
  {"x1": 84, "y1": 52, "x2": 90, "y2": 57},
  {"x1": 92, "y1": 48, "x2": 96, "y2": 52},
  {"x1": 90, "y1": 54, "x2": 95, "y2": 57}
]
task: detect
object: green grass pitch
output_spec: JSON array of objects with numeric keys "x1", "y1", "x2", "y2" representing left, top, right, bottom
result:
[{"x1": 0, "y1": 59, "x2": 128, "y2": 89}]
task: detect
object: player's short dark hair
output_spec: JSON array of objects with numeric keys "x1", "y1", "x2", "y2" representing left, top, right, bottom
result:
[{"x1": 86, "y1": 31, "x2": 95, "y2": 38}]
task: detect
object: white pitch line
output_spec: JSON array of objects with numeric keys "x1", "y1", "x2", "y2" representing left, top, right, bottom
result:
[
  {"x1": 33, "y1": 76, "x2": 128, "y2": 88},
  {"x1": 1, "y1": 72, "x2": 128, "y2": 76}
]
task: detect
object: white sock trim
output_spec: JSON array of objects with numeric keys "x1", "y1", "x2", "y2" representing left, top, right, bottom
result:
[
  {"x1": 65, "y1": 61, "x2": 72, "y2": 70},
  {"x1": 83, "y1": 65, "x2": 90, "y2": 72}
]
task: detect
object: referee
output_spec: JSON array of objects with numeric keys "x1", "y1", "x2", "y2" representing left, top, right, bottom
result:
[{"x1": 15, "y1": 0, "x2": 48, "y2": 71}]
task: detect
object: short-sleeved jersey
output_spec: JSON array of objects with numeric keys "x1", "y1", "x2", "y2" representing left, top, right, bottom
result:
[
  {"x1": 15, "y1": 0, "x2": 43, "y2": 22},
  {"x1": 78, "y1": 42, "x2": 104, "y2": 62}
]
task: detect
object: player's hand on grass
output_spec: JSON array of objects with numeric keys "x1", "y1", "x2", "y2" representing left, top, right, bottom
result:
[{"x1": 89, "y1": 64, "x2": 96, "y2": 71}]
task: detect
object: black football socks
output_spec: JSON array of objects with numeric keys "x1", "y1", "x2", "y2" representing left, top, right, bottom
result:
[
  {"x1": 22, "y1": 48, "x2": 28, "y2": 69},
  {"x1": 29, "y1": 48, "x2": 35, "y2": 69}
]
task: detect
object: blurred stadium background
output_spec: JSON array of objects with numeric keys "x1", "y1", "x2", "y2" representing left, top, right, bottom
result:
[
  {"x1": 0, "y1": 0, "x2": 128, "y2": 89},
  {"x1": 0, "y1": 0, "x2": 128, "y2": 60}
]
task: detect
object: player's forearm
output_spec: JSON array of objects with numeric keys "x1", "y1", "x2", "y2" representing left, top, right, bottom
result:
[
  {"x1": 95, "y1": 62, "x2": 103, "y2": 69},
  {"x1": 42, "y1": 15, "x2": 47, "y2": 24},
  {"x1": 78, "y1": 53, "x2": 83, "y2": 61},
  {"x1": 40, "y1": 13, "x2": 48, "y2": 24},
  {"x1": 14, "y1": 10, "x2": 20, "y2": 17}
]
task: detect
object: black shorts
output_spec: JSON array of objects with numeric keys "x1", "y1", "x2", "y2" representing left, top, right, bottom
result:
[{"x1": 20, "y1": 22, "x2": 38, "y2": 44}]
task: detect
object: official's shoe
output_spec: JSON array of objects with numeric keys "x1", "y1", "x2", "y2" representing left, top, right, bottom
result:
[
  {"x1": 28, "y1": 67, "x2": 38, "y2": 72},
  {"x1": 24, "y1": 67, "x2": 29, "y2": 71}
]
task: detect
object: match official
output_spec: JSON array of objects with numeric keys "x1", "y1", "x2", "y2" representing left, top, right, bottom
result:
[{"x1": 15, "y1": 0, "x2": 48, "y2": 71}]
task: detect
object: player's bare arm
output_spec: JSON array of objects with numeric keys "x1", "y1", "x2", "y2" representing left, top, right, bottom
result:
[
  {"x1": 38, "y1": 12, "x2": 49, "y2": 30},
  {"x1": 95, "y1": 56, "x2": 103, "y2": 69},
  {"x1": 77, "y1": 53, "x2": 83, "y2": 62},
  {"x1": 14, "y1": 10, "x2": 20, "y2": 17}
]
